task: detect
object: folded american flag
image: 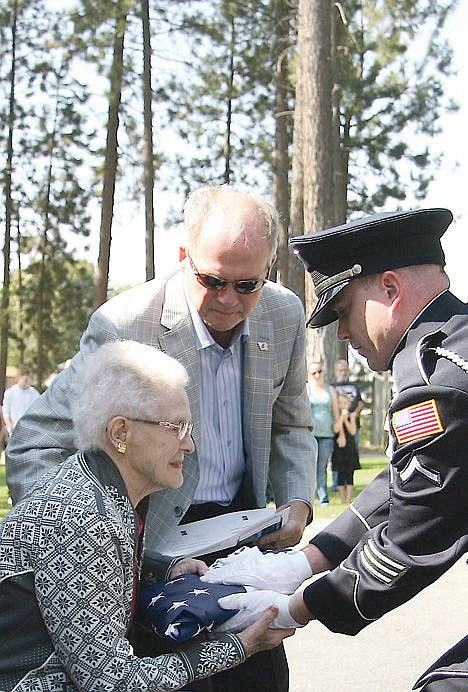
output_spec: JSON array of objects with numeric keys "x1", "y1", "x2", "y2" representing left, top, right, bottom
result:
[{"x1": 137, "y1": 573, "x2": 246, "y2": 642}]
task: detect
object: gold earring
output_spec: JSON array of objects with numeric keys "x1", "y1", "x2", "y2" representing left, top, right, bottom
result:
[{"x1": 117, "y1": 441, "x2": 127, "y2": 454}]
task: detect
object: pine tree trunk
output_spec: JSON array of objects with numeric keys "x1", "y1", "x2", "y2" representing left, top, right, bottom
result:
[
  {"x1": 331, "y1": 3, "x2": 347, "y2": 225},
  {"x1": 142, "y1": 0, "x2": 155, "y2": 281},
  {"x1": 288, "y1": 18, "x2": 305, "y2": 303},
  {"x1": 1, "y1": 0, "x2": 18, "y2": 399},
  {"x1": 290, "y1": 0, "x2": 335, "y2": 362},
  {"x1": 272, "y1": 0, "x2": 292, "y2": 286},
  {"x1": 223, "y1": 15, "x2": 235, "y2": 185},
  {"x1": 93, "y1": 8, "x2": 127, "y2": 310},
  {"x1": 35, "y1": 75, "x2": 62, "y2": 390}
]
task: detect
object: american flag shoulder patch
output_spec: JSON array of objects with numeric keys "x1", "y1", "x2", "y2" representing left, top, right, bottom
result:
[{"x1": 392, "y1": 399, "x2": 444, "y2": 444}]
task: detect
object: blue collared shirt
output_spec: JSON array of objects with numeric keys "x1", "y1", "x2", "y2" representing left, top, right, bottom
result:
[{"x1": 187, "y1": 298, "x2": 249, "y2": 505}]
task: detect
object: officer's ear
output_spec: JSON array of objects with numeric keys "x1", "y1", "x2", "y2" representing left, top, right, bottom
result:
[{"x1": 381, "y1": 270, "x2": 401, "y2": 306}]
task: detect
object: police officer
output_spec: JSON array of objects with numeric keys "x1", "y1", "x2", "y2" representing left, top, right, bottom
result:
[{"x1": 201, "y1": 208, "x2": 468, "y2": 691}]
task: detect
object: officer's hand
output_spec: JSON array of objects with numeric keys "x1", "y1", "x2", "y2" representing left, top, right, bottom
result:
[
  {"x1": 200, "y1": 545, "x2": 312, "y2": 594},
  {"x1": 216, "y1": 589, "x2": 303, "y2": 632}
]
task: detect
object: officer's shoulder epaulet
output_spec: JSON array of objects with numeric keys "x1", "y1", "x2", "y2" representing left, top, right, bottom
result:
[{"x1": 417, "y1": 329, "x2": 468, "y2": 384}]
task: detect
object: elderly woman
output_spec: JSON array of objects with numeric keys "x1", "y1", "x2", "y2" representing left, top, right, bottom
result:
[{"x1": 0, "y1": 341, "x2": 291, "y2": 691}]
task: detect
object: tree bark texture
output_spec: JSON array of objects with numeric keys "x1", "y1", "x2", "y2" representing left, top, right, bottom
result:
[
  {"x1": 142, "y1": 0, "x2": 155, "y2": 281},
  {"x1": 93, "y1": 8, "x2": 127, "y2": 310},
  {"x1": 290, "y1": 0, "x2": 335, "y2": 364},
  {"x1": 1, "y1": 0, "x2": 18, "y2": 399},
  {"x1": 272, "y1": 0, "x2": 292, "y2": 286}
]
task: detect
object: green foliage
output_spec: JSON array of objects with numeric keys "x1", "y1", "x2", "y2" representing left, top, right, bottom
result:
[
  {"x1": 8, "y1": 256, "x2": 95, "y2": 379},
  {"x1": 0, "y1": 0, "x2": 460, "y2": 378},
  {"x1": 0, "y1": 0, "x2": 98, "y2": 383},
  {"x1": 148, "y1": 0, "x2": 293, "y2": 193},
  {"x1": 335, "y1": 0, "x2": 458, "y2": 212},
  {"x1": 0, "y1": 463, "x2": 11, "y2": 520}
]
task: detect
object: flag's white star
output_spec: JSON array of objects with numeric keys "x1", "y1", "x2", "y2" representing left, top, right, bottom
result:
[
  {"x1": 148, "y1": 593, "x2": 164, "y2": 607},
  {"x1": 168, "y1": 600, "x2": 188, "y2": 611},
  {"x1": 189, "y1": 588, "x2": 210, "y2": 596},
  {"x1": 165, "y1": 622, "x2": 181, "y2": 639}
]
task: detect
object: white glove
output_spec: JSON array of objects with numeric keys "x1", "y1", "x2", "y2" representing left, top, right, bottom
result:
[
  {"x1": 215, "y1": 590, "x2": 303, "y2": 632},
  {"x1": 200, "y1": 546, "x2": 312, "y2": 594}
]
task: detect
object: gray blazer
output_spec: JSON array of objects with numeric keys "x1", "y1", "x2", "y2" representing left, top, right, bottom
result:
[{"x1": 7, "y1": 271, "x2": 315, "y2": 553}]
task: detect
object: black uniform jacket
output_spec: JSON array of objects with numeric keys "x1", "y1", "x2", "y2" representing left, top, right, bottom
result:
[{"x1": 303, "y1": 290, "x2": 468, "y2": 635}]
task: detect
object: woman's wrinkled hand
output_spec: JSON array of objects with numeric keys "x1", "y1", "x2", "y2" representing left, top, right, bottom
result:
[
  {"x1": 169, "y1": 557, "x2": 208, "y2": 579},
  {"x1": 236, "y1": 605, "x2": 296, "y2": 658}
]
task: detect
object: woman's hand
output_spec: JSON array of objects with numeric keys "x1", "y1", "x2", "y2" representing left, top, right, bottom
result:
[
  {"x1": 169, "y1": 557, "x2": 208, "y2": 579},
  {"x1": 236, "y1": 606, "x2": 295, "y2": 657}
]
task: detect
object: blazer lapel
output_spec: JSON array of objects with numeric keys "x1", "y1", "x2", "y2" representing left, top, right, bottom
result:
[
  {"x1": 144, "y1": 273, "x2": 200, "y2": 542},
  {"x1": 243, "y1": 314, "x2": 274, "y2": 503},
  {"x1": 158, "y1": 273, "x2": 201, "y2": 454}
]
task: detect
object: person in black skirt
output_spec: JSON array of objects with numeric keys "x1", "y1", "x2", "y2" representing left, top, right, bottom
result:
[{"x1": 332, "y1": 392, "x2": 359, "y2": 504}]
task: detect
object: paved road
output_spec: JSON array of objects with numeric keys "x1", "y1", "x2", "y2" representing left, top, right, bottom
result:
[{"x1": 284, "y1": 520, "x2": 467, "y2": 691}]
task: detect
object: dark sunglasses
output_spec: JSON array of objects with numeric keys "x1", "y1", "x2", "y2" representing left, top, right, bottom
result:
[{"x1": 187, "y1": 254, "x2": 268, "y2": 295}]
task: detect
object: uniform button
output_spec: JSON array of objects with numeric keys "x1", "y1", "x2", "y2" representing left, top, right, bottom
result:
[{"x1": 174, "y1": 506, "x2": 183, "y2": 517}]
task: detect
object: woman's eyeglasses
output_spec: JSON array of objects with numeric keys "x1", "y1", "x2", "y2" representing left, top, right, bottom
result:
[
  {"x1": 187, "y1": 254, "x2": 268, "y2": 295},
  {"x1": 126, "y1": 418, "x2": 193, "y2": 440}
]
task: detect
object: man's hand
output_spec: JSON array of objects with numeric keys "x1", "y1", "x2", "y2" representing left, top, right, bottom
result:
[
  {"x1": 258, "y1": 500, "x2": 310, "y2": 550},
  {"x1": 216, "y1": 590, "x2": 302, "y2": 632},
  {"x1": 200, "y1": 545, "x2": 312, "y2": 594},
  {"x1": 235, "y1": 605, "x2": 296, "y2": 657},
  {"x1": 169, "y1": 557, "x2": 208, "y2": 579}
]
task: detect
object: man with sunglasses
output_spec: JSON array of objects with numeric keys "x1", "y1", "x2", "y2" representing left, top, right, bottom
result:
[{"x1": 6, "y1": 184, "x2": 316, "y2": 692}]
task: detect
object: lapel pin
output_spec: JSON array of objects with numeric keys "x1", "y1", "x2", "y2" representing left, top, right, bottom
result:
[{"x1": 257, "y1": 342, "x2": 269, "y2": 351}]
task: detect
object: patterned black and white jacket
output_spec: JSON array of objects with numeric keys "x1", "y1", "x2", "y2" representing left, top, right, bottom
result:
[{"x1": 0, "y1": 449, "x2": 245, "y2": 691}]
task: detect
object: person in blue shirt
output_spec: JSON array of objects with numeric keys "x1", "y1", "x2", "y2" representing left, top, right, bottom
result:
[{"x1": 307, "y1": 361, "x2": 339, "y2": 505}]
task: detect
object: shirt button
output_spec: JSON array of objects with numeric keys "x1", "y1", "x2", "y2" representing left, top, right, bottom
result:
[{"x1": 174, "y1": 506, "x2": 183, "y2": 518}]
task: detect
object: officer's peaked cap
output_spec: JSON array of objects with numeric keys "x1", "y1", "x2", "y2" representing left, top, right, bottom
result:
[{"x1": 290, "y1": 208, "x2": 453, "y2": 328}]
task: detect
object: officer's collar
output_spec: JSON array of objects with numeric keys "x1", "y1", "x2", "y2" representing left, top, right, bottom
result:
[{"x1": 388, "y1": 290, "x2": 449, "y2": 370}]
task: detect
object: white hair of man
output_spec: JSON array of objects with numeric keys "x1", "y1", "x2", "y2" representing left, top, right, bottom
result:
[
  {"x1": 72, "y1": 341, "x2": 189, "y2": 450},
  {"x1": 183, "y1": 184, "x2": 279, "y2": 263}
]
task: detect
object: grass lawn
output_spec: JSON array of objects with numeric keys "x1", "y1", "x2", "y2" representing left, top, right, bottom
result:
[
  {"x1": 312, "y1": 452, "x2": 388, "y2": 520},
  {"x1": 0, "y1": 463, "x2": 10, "y2": 519},
  {"x1": 0, "y1": 452, "x2": 388, "y2": 522}
]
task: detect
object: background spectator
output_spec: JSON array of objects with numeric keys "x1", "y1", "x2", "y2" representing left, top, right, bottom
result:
[
  {"x1": 2, "y1": 365, "x2": 39, "y2": 437},
  {"x1": 307, "y1": 361, "x2": 339, "y2": 506},
  {"x1": 330, "y1": 359, "x2": 364, "y2": 490},
  {"x1": 331, "y1": 392, "x2": 359, "y2": 504}
]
